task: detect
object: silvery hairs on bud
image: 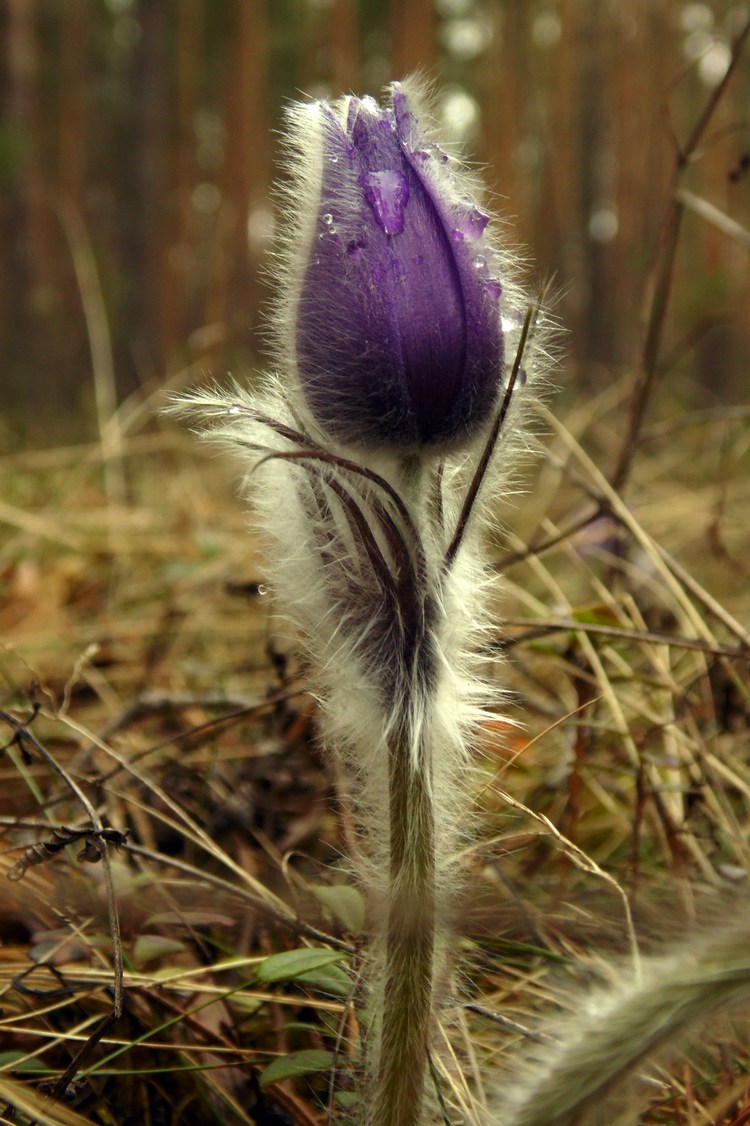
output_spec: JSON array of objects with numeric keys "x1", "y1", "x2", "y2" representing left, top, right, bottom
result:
[{"x1": 176, "y1": 75, "x2": 552, "y2": 1126}]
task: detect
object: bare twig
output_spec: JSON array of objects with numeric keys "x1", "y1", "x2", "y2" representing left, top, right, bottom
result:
[
  {"x1": 677, "y1": 188, "x2": 750, "y2": 248},
  {"x1": 444, "y1": 301, "x2": 536, "y2": 570},
  {"x1": 610, "y1": 15, "x2": 750, "y2": 492},
  {"x1": 498, "y1": 617, "x2": 750, "y2": 660}
]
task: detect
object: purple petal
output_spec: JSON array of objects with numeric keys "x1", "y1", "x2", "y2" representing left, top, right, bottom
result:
[{"x1": 293, "y1": 84, "x2": 505, "y2": 449}]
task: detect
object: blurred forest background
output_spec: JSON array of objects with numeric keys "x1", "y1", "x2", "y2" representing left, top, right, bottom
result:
[
  {"x1": 2, "y1": 5, "x2": 750, "y2": 1122},
  {"x1": 2, "y1": 0, "x2": 750, "y2": 448}
]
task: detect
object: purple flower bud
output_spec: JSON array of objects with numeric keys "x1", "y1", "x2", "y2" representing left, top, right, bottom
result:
[{"x1": 279, "y1": 80, "x2": 508, "y2": 450}]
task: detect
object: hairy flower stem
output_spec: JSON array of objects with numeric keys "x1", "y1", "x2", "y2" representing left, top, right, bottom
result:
[{"x1": 373, "y1": 726, "x2": 436, "y2": 1126}]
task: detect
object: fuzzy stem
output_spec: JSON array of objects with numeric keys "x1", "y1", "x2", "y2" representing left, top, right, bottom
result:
[
  {"x1": 504, "y1": 922, "x2": 750, "y2": 1126},
  {"x1": 373, "y1": 726, "x2": 436, "y2": 1126}
]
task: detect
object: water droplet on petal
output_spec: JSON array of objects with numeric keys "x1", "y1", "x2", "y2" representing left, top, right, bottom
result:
[
  {"x1": 473, "y1": 254, "x2": 487, "y2": 270},
  {"x1": 227, "y1": 405, "x2": 241, "y2": 415},
  {"x1": 320, "y1": 212, "x2": 338, "y2": 236},
  {"x1": 360, "y1": 169, "x2": 410, "y2": 236},
  {"x1": 455, "y1": 205, "x2": 489, "y2": 240},
  {"x1": 257, "y1": 583, "x2": 268, "y2": 597}
]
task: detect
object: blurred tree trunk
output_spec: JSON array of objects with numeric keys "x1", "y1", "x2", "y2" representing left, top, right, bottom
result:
[
  {"x1": 59, "y1": 0, "x2": 88, "y2": 207},
  {"x1": 164, "y1": 0, "x2": 200, "y2": 359},
  {"x1": 2, "y1": 0, "x2": 49, "y2": 434},
  {"x1": 391, "y1": 0, "x2": 436, "y2": 77},
  {"x1": 213, "y1": 0, "x2": 270, "y2": 361},
  {"x1": 117, "y1": 0, "x2": 169, "y2": 395},
  {"x1": 578, "y1": 0, "x2": 611, "y2": 369},
  {"x1": 331, "y1": 0, "x2": 360, "y2": 92}
]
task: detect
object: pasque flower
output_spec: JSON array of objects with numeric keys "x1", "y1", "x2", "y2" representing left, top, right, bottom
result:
[
  {"x1": 180, "y1": 76, "x2": 545, "y2": 1126},
  {"x1": 278, "y1": 80, "x2": 510, "y2": 449}
]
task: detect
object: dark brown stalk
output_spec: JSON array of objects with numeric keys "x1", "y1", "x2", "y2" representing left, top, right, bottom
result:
[{"x1": 444, "y1": 302, "x2": 535, "y2": 570}]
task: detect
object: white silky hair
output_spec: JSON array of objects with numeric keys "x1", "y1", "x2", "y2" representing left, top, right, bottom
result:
[
  {"x1": 175, "y1": 375, "x2": 536, "y2": 909},
  {"x1": 489, "y1": 914, "x2": 750, "y2": 1126},
  {"x1": 175, "y1": 380, "x2": 750, "y2": 1124}
]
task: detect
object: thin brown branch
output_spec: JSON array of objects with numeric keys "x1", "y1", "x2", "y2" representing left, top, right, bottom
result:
[
  {"x1": 498, "y1": 617, "x2": 750, "y2": 660},
  {"x1": 610, "y1": 15, "x2": 750, "y2": 493},
  {"x1": 444, "y1": 300, "x2": 536, "y2": 570},
  {"x1": 496, "y1": 504, "x2": 606, "y2": 569}
]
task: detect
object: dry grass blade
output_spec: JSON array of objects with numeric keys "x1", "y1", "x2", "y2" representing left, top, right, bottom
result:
[
  {"x1": 0, "y1": 1075, "x2": 97, "y2": 1126},
  {"x1": 56, "y1": 199, "x2": 124, "y2": 509},
  {"x1": 501, "y1": 616, "x2": 750, "y2": 659},
  {"x1": 0, "y1": 708, "x2": 127, "y2": 1104}
]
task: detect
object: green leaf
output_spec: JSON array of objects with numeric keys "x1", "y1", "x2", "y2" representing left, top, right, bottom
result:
[
  {"x1": 257, "y1": 947, "x2": 344, "y2": 983},
  {"x1": 133, "y1": 934, "x2": 188, "y2": 965},
  {"x1": 259, "y1": 1049, "x2": 334, "y2": 1087},
  {"x1": 312, "y1": 883, "x2": 365, "y2": 932},
  {"x1": 334, "y1": 1091, "x2": 359, "y2": 1108},
  {"x1": 0, "y1": 1050, "x2": 39, "y2": 1073},
  {"x1": 297, "y1": 962, "x2": 353, "y2": 997},
  {"x1": 228, "y1": 993, "x2": 264, "y2": 1014}
]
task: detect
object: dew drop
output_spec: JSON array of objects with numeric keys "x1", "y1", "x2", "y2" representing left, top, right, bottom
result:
[
  {"x1": 320, "y1": 212, "x2": 338, "y2": 236},
  {"x1": 227, "y1": 405, "x2": 241, "y2": 415},
  {"x1": 473, "y1": 254, "x2": 487, "y2": 269},
  {"x1": 257, "y1": 583, "x2": 268, "y2": 597},
  {"x1": 455, "y1": 205, "x2": 489, "y2": 240},
  {"x1": 360, "y1": 169, "x2": 410, "y2": 235}
]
